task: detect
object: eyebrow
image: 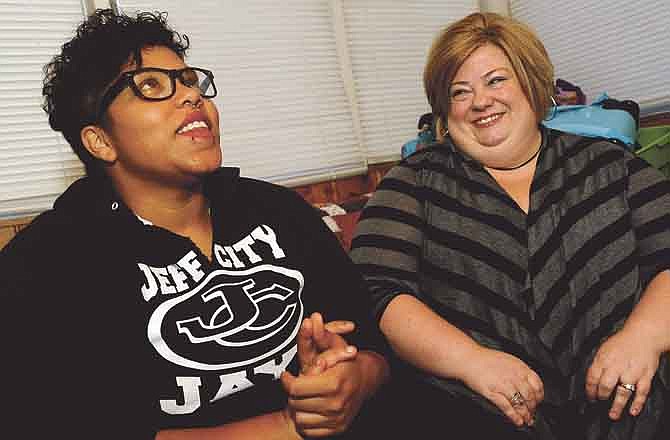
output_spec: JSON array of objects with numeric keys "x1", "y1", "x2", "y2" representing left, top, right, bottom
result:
[{"x1": 450, "y1": 67, "x2": 512, "y2": 87}]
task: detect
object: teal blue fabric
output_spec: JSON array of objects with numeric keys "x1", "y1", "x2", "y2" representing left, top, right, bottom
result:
[{"x1": 542, "y1": 93, "x2": 637, "y2": 148}]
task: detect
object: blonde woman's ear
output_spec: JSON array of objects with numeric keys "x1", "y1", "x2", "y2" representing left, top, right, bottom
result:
[
  {"x1": 435, "y1": 118, "x2": 448, "y2": 142},
  {"x1": 81, "y1": 125, "x2": 117, "y2": 163}
]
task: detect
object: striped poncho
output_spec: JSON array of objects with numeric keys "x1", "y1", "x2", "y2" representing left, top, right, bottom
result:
[{"x1": 351, "y1": 127, "x2": 670, "y2": 439}]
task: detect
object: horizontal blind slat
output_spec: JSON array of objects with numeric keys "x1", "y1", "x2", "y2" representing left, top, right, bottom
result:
[
  {"x1": 0, "y1": 0, "x2": 85, "y2": 218},
  {"x1": 510, "y1": 0, "x2": 670, "y2": 115}
]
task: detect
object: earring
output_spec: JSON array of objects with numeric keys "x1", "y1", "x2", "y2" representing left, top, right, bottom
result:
[{"x1": 436, "y1": 118, "x2": 448, "y2": 139}]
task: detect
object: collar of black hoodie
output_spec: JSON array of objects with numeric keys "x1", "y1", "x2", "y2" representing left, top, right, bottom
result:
[{"x1": 52, "y1": 166, "x2": 242, "y2": 222}]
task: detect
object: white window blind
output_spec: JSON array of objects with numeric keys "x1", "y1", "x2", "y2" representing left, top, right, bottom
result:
[
  {"x1": 0, "y1": 0, "x2": 86, "y2": 218},
  {"x1": 341, "y1": 0, "x2": 478, "y2": 163},
  {"x1": 115, "y1": 0, "x2": 366, "y2": 186},
  {"x1": 511, "y1": 0, "x2": 670, "y2": 116}
]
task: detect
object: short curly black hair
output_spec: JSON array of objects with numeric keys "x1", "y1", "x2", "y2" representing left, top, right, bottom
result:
[{"x1": 42, "y1": 8, "x2": 190, "y2": 176}]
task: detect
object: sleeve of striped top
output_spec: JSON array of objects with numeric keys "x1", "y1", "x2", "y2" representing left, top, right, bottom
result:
[
  {"x1": 350, "y1": 162, "x2": 425, "y2": 323},
  {"x1": 626, "y1": 153, "x2": 670, "y2": 285}
]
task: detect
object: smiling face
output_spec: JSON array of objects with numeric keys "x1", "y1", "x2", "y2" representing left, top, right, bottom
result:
[
  {"x1": 446, "y1": 44, "x2": 541, "y2": 168},
  {"x1": 99, "y1": 45, "x2": 221, "y2": 190}
]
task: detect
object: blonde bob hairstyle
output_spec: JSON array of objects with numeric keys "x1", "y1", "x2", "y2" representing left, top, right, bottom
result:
[{"x1": 424, "y1": 12, "x2": 554, "y2": 140}]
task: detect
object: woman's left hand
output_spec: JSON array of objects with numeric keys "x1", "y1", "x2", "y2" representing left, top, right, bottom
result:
[
  {"x1": 282, "y1": 357, "x2": 366, "y2": 437},
  {"x1": 281, "y1": 312, "x2": 365, "y2": 437},
  {"x1": 585, "y1": 327, "x2": 663, "y2": 420}
]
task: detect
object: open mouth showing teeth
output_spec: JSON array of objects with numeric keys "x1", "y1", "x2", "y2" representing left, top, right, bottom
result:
[
  {"x1": 475, "y1": 114, "x2": 502, "y2": 125},
  {"x1": 177, "y1": 120, "x2": 209, "y2": 134}
]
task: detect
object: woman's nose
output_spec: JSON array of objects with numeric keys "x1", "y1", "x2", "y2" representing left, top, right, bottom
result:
[
  {"x1": 175, "y1": 79, "x2": 203, "y2": 108},
  {"x1": 471, "y1": 90, "x2": 494, "y2": 110}
]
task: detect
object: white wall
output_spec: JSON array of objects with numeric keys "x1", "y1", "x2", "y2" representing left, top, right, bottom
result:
[
  {"x1": 89, "y1": 0, "x2": 109, "y2": 11},
  {"x1": 88, "y1": 1, "x2": 510, "y2": 16},
  {"x1": 479, "y1": 0, "x2": 510, "y2": 15}
]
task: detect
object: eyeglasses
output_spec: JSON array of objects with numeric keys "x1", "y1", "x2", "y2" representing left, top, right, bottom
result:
[{"x1": 97, "y1": 66, "x2": 217, "y2": 120}]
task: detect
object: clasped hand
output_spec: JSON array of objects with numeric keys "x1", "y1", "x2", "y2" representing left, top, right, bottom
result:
[{"x1": 281, "y1": 312, "x2": 365, "y2": 437}]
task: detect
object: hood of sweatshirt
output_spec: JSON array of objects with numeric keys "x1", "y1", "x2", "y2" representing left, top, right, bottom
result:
[{"x1": 51, "y1": 167, "x2": 241, "y2": 223}]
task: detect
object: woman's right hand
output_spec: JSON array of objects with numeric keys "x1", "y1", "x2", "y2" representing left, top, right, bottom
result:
[{"x1": 460, "y1": 346, "x2": 544, "y2": 427}]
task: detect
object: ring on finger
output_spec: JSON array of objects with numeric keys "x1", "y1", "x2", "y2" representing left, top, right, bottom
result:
[
  {"x1": 618, "y1": 382, "x2": 636, "y2": 393},
  {"x1": 509, "y1": 391, "x2": 525, "y2": 407}
]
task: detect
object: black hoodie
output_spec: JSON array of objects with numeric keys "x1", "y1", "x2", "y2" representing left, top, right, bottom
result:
[{"x1": 1, "y1": 167, "x2": 382, "y2": 439}]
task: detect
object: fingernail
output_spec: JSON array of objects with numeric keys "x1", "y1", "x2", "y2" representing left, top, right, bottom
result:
[
  {"x1": 345, "y1": 346, "x2": 356, "y2": 353},
  {"x1": 631, "y1": 407, "x2": 639, "y2": 416},
  {"x1": 528, "y1": 417, "x2": 535, "y2": 426}
]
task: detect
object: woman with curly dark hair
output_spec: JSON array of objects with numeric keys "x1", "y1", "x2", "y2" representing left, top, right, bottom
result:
[{"x1": 1, "y1": 9, "x2": 388, "y2": 439}]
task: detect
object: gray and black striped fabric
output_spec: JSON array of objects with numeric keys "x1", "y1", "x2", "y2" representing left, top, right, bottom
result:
[{"x1": 351, "y1": 127, "x2": 670, "y2": 439}]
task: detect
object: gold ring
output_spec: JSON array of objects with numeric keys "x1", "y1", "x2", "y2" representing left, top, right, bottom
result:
[
  {"x1": 618, "y1": 382, "x2": 636, "y2": 393},
  {"x1": 509, "y1": 391, "x2": 525, "y2": 407}
]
